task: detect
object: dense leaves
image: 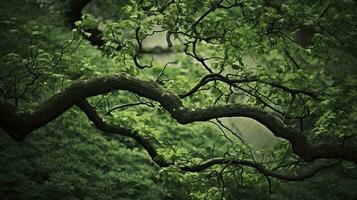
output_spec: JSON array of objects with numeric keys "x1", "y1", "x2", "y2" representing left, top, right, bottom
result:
[{"x1": 1, "y1": 0, "x2": 357, "y2": 199}]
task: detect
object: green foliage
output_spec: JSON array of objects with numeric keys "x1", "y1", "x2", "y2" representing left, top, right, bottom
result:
[
  {"x1": 1, "y1": 0, "x2": 357, "y2": 199},
  {"x1": 0, "y1": 116, "x2": 166, "y2": 200}
]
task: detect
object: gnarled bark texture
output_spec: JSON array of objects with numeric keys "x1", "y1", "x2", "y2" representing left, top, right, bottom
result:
[{"x1": 0, "y1": 73, "x2": 356, "y2": 165}]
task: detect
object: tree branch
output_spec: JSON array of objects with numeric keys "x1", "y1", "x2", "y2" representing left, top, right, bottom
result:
[
  {"x1": 77, "y1": 100, "x2": 341, "y2": 182},
  {"x1": 180, "y1": 73, "x2": 320, "y2": 99},
  {"x1": 181, "y1": 157, "x2": 340, "y2": 181},
  {"x1": 0, "y1": 73, "x2": 356, "y2": 163},
  {"x1": 76, "y1": 99, "x2": 170, "y2": 167}
]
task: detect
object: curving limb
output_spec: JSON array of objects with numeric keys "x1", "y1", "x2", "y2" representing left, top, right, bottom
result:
[
  {"x1": 181, "y1": 157, "x2": 341, "y2": 181},
  {"x1": 0, "y1": 73, "x2": 356, "y2": 163},
  {"x1": 76, "y1": 99, "x2": 341, "y2": 181},
  {"x1": 180, "y1": 73, "x2": 319, "y2": 99},
  {"x1": 76, "y1": 99, "x2": 170, "y2": 167},
  {"x1": 1, "y1": 0, "x2": 356, "y2": 195}
]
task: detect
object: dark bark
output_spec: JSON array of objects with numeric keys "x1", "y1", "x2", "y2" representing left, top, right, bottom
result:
[
  {"x1": 76, "y1": 100, "x2": 171, "y2": 167},
  {"x1": 77, "y1": 100, "x2": 339, "y2": 181},
  {"x1": 66, "y1": 0, "x2": 92, "y2": 29},
  {"x1": 65, "y1": 0, "x2": 105, "y2": 46},
  {"x1": 64, "y1": 0, "x2": 173, "y2": 52},
  {"x1": 179, "y1": 73, "x2": 319, "y2": 99},
  {"x1": 0, "y1": 73, "x2": 356, "y2": 163}
]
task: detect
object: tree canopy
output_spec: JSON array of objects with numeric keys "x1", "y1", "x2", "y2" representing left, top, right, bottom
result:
[{"x1": 1, "y1": 0, "x2": 357, "y2": 199}]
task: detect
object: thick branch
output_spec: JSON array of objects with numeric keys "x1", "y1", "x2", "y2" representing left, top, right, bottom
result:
[
  {"x1": 66, "y1": 0, "x2": 92, "y2": 28},
  {"x1": 65, "y1": 0, "x2": 104, "y2": 46},
  {"x1": 0, "y1": 74, "x2": 181, "y2": 140},
  {"x1": 0, "y1": 73, "x2": 356, "y2": 163},
  {"x1": 76, "y1": 100, "x2": 340, "y2": 182},
  {"x1": 76, "y1": 99, "x2": 170, "y2": 167}
]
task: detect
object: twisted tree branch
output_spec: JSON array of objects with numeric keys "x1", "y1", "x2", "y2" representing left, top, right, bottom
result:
[
  {"x1": 0, "y1": 73, "x2": 356, "y2": 163},
  {"x1": 77, "y1": 100, "x2": 340, "y2": 181}
]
